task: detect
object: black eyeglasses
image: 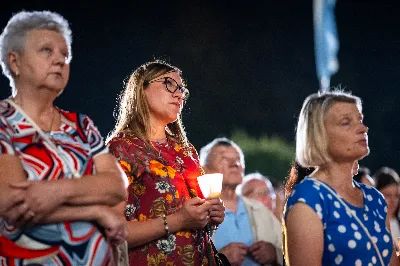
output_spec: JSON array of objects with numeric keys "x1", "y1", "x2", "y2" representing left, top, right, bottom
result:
[{"x1": 148, "y1": 77, "x2": 190, "y2": 101}]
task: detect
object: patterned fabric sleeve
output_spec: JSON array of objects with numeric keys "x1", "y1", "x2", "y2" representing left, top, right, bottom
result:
[
  {"x1": 81, "y1": 114, "x2": 109, "y2": 157},
  {"x1": 109, "y1": 139, "x2": 130, "y2": 173},
  {"x1": 0, "y1": 117, "x2": 16, "y2": 155},
  {"x1": 108, "y1": 136, "x2": 145, "y2": 216},
  {"x1": 185, "y1": 142, "x2": 205, "y2": 199},
  {"x1": 284, "y1": 179, "x2": 327, "y2": 224},
  {"x1": 108, "y1": 136, "x2": 146, "y2": 180}
]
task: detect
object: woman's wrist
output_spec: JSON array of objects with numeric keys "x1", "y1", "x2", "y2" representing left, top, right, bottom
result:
[
  {"x1": 55, "y1": 178, "x2": 74, "y2": 204},
  {"x1": 165, "y1": 212, "x2": 184, "y2": 233},
  {"x1": 92, "y1": 205, "x2": 107, "y2": 222}
]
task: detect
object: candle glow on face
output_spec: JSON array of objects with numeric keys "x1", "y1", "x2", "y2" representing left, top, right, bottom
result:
[{"x1": 197, "y1": 173, "x2": 223, "y2": 199}]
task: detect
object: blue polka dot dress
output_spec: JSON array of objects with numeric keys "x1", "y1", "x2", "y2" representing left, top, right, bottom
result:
[{"x1": 284, "y1": 177, "x2": 393, "y2": 266}]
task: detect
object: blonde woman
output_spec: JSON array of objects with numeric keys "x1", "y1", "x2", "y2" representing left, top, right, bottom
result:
[{"x1": 284, "y1": 90, "x2": 399, "y2": 266}]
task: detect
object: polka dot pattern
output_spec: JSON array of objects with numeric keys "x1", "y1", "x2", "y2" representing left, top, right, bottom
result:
[
  {"x1": 348, "y1": 240, "x2": 356, "y2": 249},
  {"x1": 383, "y1": 234, "x2": 390, "y2": 243},
  {"x1": 284, "y1": 178, "x2": 393, "y2": 265},
  {"x1": 335, "y1": 254, "x2": 343, "y2": 265},
  {"x1": 338, "y1": 225, "x2": 346, "y2": 233}
]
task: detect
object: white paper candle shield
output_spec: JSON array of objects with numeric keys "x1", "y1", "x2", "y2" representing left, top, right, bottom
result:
[{"x1": 197, "y1": 173, "x2": 223, "y2": 199}]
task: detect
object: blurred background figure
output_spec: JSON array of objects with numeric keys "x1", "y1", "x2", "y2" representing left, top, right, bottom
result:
[
  {"x1": 240, "y1": 172, "x2": 276, "y2": 212},
  {"x1": 270, "y1": 179, "x2": 285, "y2": 220},
  {"x1": 353, "y1": 165, "x2": 375, "y2": 186},
  {"x1": 239, "y1": 172, "x2": 285, "y2": 220},
  {"x1": 374, "y1": 167, "x2": 400, "y2": 241},
  {"x1": 200, "y1": 137, "x2": 283, "y2": 266}
]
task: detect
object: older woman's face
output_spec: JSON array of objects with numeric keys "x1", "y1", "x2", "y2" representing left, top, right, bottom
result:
[
  {"x1": 325, "y1": 102, "x2": 369, "y2": 163},
  {"x1": 14, "y1": 29, "x2": 70, "y2": 93},
  {"x1": 145, "y1": 71, "x2": 184, "y2": 125}
]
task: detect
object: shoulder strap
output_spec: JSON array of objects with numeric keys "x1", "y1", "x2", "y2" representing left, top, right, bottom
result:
[
  {"x1": 6, "y1": 99, "x2": 80, "y2": 178},
  {"x1": 312, "y1": 178, "x2": 385, "y2": 266}
]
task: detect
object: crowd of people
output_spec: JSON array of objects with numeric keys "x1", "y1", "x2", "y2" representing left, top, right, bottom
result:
[{"x1": 1, "y1": 10, "x2": 400, "y2": 266}]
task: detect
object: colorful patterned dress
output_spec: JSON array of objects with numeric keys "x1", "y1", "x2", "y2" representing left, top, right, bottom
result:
[
  {"x1": 0, "y1": 99, "x2": 113, "y2": 265},
  {"x1": 108, "y1": 133, "x2": 216, "y2": 266}
]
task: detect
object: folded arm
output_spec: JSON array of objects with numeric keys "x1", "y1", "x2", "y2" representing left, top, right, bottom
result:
[
  {"x1": 11, "y1": 153, "x2": 127, "y2": 206},
  {"x1": 1, "y1": 153, "x2": 127, "y2": 223}
]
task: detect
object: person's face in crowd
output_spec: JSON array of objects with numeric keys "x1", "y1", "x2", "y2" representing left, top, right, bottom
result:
[
  {"x1": 325, "y1": 102, "x2": 369, "y2": 162},
  {"x1": 380, "y1": 184, "x2": 400, "y2": 218},
  {"x1": 360, "y1": 175, "x2": 374, "y2": 187},
  {"x1": 145, "y1": 71, "x2": 185, "y2": 125},
  {"x1": 244, "y1": 179, "x2": 275, "y2": 211},
  {"x1": 207, "y1": 145, "x2": 244, "y2": 187},
  {"x1": 10, "y1": 29, "x2": 70, "y2": 94}
]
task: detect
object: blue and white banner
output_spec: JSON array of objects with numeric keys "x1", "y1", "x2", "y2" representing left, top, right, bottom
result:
[{"x1": 313, "y1": 0, "x2": 339, "y2": 91}]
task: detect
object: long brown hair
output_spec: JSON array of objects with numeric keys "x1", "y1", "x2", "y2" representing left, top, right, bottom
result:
[
  {"x1": 284, "y1": 160, "x2": 315, "y2": 198},
  {"x1": 107, "y1": 60, "x2": 190, "y2": 154}
]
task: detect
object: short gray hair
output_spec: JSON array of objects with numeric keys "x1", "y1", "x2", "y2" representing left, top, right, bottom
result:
[
  {"x1": 199, "y1": 137, "x2": 245, "y2": 169},
  {"x1": 296, "y1": 89, "x2": 362, "y2": 167},
  {"x1": 241, "y1": 172, "x2": 275, "y2": 196},
  {"x1": 0, "y1": 10, "x2": 72, "y2": 92}
]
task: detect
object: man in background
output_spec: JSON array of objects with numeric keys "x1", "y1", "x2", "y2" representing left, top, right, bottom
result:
[{"x1": 200, "y1": 138, "x2": 283, "y2": 266}]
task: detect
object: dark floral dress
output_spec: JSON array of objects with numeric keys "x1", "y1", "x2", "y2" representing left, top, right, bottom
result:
[{"x1": 108, "y1": 132, "x2": 216, "y2": 266}]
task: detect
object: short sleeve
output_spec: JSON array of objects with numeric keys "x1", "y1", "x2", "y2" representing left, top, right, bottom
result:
[
  {"x1": 108, "y1": 136, "x2": 146, "y2": 184},
  {"x1": 0, "y1": 117, "x2": 16, "y2": 155},
  {"x1": 80, "y1": 114, "x2": 108, "y2": 157},
  {"x1": 108, "y1": 136, "x2": 149, "y2": 220},
  {"x1": 285, "y1": 179, "x2": 327, "y2": 223}
]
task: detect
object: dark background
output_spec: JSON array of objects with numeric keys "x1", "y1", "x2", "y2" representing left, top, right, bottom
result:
[{"x1": 1, "y1": 1, "x2": 399, "y2": 177}]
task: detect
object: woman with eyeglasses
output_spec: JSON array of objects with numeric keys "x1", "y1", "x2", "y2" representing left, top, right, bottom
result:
[{"x1": 106, "y1": 60, "x2": 225, "y2": 265}]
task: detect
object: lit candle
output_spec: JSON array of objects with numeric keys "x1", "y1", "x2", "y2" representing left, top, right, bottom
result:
[{"x1": 197, "y1": 173, "x2": 223, "y2": 199}]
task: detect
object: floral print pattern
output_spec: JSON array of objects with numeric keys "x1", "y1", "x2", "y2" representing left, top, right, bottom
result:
[{"x1": 108, "y1": 133, "x2": 215, "y2": 266}]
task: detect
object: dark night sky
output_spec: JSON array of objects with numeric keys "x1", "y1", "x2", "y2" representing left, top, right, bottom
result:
[{"x1": 1, "y1": 1, "x2": 399, "y2": 176}]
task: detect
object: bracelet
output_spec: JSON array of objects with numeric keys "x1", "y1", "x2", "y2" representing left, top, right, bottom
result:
[{"x1": 161, "y1": 214, "x2": 169, "y2": 235}]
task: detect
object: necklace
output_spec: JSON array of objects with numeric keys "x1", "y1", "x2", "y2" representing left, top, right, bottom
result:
[
  {"x1": 12, "y1": 98, "x2": 57, "y2": 132},
  {"x1": 47, "y1": 108, "x2": 56, "y2": 132}
]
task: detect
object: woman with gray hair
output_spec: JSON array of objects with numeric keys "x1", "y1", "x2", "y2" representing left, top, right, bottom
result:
[
  {"x1": 283, "y1": 90, "x2": 399, "y2": 265},
  {"x1": 0, "y1": 10, "x2": 127, "y2": 264}
]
